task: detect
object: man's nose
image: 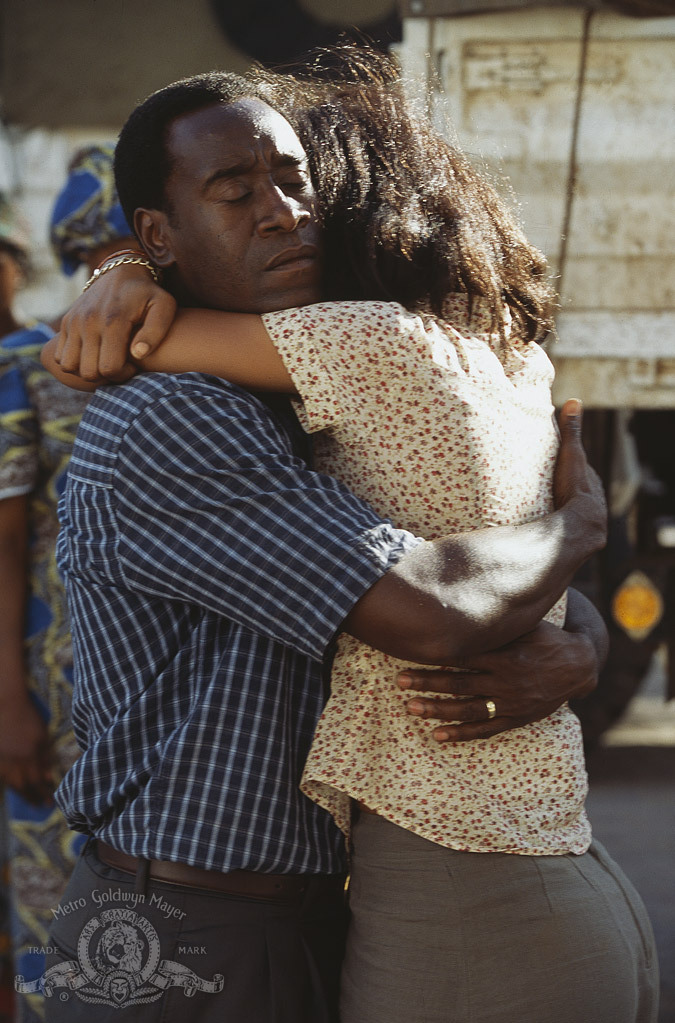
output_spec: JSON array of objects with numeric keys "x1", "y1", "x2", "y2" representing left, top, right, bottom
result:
[{"x1": 257, "y1": 184, "x2": 312, "y2": 234}]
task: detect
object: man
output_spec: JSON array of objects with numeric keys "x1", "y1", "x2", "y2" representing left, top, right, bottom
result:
[{"x1": 43, "y1": 73, "x2": 606, "y2": 1023}]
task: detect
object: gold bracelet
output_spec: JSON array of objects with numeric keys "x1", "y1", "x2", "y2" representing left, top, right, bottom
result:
[
  {"x1": 82, "y1": 255, "x2": 159, "y2": 292},
  {"x1": 95, "y1": 248, "x2": 147, "y2": 271}
]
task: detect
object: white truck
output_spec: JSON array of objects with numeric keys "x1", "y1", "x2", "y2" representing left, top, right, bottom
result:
[{"x1": 396, "y1": 1, "x2": 675, "y2": 742}]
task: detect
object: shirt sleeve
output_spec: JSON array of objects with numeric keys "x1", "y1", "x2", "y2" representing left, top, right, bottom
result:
[
  {"x1": 112, "y1": 384, "x2": 422, "y2": 662},
  {"x1": 262, "y1": 301, "x2": 424, "y2": 434},
  {"x1": 0, "y1": 348, "x2": 38, "y2": 501}
]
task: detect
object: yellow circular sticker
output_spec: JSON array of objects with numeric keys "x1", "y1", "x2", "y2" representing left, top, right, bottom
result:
[{"x1": 612, "y1": 571, "x2": 663, "y2": 639}]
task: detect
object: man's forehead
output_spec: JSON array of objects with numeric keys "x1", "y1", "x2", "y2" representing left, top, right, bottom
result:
[{"x1": 166, "y1": 99, "x2": 307, "y2": 178}]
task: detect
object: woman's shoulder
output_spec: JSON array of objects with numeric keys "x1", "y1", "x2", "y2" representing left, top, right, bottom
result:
[
  {"x1": 440, "y1": 297, "x2": 555, "y2": 378},
  {"x1": 265, "y1": 299, "x2": 413, "y2": 327},
  {"x1": 262, "y1": 300, "x2": 428, "y2": 363}
]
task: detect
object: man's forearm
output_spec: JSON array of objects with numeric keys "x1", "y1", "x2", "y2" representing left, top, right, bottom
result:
[
  {"x1": 345, "y1": 499, "x2": 602, "y2": 664},
  {"x1": 345, "y1": 399, "x2": 606, "y2": 664}
]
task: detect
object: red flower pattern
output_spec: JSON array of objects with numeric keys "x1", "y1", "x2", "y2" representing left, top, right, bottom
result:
[{"x1": 262, "y1": 298, "x2": 590, "y2": 855}]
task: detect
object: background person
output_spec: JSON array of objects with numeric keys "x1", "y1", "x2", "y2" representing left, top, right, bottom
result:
[
  {"x1": 0, "y1": 146, "x2": 134, "y2": 1022},
  {"x1": 0, "y1": 191, "x2": 32, "y2": 1023}
]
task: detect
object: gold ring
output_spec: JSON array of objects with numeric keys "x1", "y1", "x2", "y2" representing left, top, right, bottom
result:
[{"x1": 485, "y1": 700, "x2": 497, "y2": 720}]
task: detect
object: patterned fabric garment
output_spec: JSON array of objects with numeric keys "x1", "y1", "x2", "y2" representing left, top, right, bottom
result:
[
  {"x1": 262, "y1": 298, "x2": 590, "y2": 856},
  {"x1": 56, "y1": 373, "x2": 420, "y2": 875},
  {"x1": 49, "y1": 144, "x2": 131, "y2": 277},
  {"x1": 0, "y1": 324, "x2": 89, "y2": 1021}
]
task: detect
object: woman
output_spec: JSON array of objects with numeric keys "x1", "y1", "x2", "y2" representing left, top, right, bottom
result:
[
  {"x1": 0, "y1": 149, "x2": 135, "y2": 1021},
  {"x1": 0, "y1": 191, "x2": 33, "y2": 1023},
  {"x1": 46, "y1": 53, "x2": 658, "y2": 1023}
]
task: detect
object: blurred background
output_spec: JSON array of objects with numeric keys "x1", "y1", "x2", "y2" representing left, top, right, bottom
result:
[{"x1": 0, "y1": 1, "x2": 673, "y2": 1019}]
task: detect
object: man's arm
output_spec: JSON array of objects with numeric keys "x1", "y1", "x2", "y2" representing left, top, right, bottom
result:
[
  {"x1": 110, "y1": 384, "x2": 603, "y2": 674},
  {"x1": 395, "y1": 587, "x2": 607, "y2": 741},
  {"x1": 49, "y1": 271, "x2": 605, "y2": 663},
  {"x1": 345, "y1": 400, "x2": 606, "y2": 664},
  {"x1": 67, "y1": 379, "x2": 605, "y2": 744},
  {"x1": 49, "y1": 269, "x2": 607, "y2": 739}
]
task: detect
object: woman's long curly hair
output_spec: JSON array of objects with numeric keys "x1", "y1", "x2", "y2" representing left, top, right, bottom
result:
[{"x1": 258, "y1": 48, "x2": 557, "y2": 343}]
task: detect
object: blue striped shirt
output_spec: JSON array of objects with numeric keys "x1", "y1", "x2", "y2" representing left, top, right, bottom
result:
[{"x1": 56, "y1": 372, "x2": 418, "y2": 874}]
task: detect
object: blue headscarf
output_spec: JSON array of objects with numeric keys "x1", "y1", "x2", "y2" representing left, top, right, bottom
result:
[{"x1": 49, "y1": 144, "x2": 132, "y2": 276}]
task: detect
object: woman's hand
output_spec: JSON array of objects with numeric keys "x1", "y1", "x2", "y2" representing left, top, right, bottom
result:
[{"x1": 52, "y1": 263, "x2": 177, "y2": 384}]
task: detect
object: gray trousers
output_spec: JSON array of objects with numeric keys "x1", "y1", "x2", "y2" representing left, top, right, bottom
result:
[{"x1": 342, "y1": 814, "x2": 659, "y2": 1023}]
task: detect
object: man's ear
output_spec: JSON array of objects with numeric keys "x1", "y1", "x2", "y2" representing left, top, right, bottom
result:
[{"x1": 134, "y1": 208, "x2": 176, "y2": 269}]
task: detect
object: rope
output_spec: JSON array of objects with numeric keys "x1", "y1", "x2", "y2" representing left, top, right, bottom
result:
[{"x1": 556, "y1": 10, "x2": 594, "y2": 302}]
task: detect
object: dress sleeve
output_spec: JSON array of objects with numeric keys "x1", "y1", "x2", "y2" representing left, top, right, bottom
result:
[
  {"x1": 111, "y1": 385, "x2": 421, "y2": 661},
  {"x1": 0, "y1": 348, "x2": 38, "y2": 501},
  {"x1": 262, "y1": 301, "x2": 417, "y2": 434}
]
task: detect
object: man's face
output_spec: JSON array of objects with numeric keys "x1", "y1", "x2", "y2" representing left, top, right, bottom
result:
[{"x1": 151, "y1": 99, "x2": 322, "y2": 313}]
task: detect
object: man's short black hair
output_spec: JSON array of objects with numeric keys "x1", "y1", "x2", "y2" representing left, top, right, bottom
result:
[{"x1": 114, "y1": 71, "x2": 279, "y2": 230}]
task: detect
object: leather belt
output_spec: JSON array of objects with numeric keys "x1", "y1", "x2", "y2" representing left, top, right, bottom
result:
[{"x1": 96, "y1": 841, "x2": 340, "y2": 902}]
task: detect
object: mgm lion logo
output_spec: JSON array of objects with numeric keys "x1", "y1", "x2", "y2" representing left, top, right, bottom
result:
[
  {"x1": 16, "y1": 908, "x2": 223, "y2": 1008},
  {"x1": 95, "y1": 920, "x2": 145, "y2": 977}
]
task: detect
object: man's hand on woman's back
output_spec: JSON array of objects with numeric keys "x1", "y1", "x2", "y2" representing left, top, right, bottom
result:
[{"x1": 396, "y1": 588, "x2": 607, "y2": 742}]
